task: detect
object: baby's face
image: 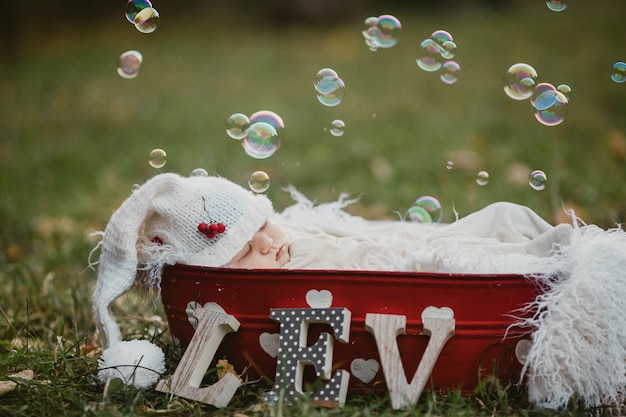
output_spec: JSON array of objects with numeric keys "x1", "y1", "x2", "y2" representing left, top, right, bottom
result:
[{"x1": 227, "y1": 219, "x2": 291, "y2": 269}]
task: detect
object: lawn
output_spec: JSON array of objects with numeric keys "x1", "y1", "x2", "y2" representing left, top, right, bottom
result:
[{"x1": 1, "y1": 1, "x2": 625, "y2": 415}]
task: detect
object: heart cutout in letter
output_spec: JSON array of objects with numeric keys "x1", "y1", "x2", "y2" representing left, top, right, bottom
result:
[
  {"x1": 259, "y1": 332, "x2": 280, "y2": 358},
  {"x1": 305, "y1": 289, "x2": 333, "y2": 309},
  {"x1": 421, "y1": 306, "x2": 454, "y2": 320},
  {"x1": 350, "y1": 358, "x2": 380, "y2": 384},
  {"x1": 185, "y1": 301, "x2": 227, "y2": 329},
  {"x1": 202, "y1": 301, "x2": 226, "y2": 314}
]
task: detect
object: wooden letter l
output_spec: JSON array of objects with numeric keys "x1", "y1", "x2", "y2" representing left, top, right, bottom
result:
[{"x1": 156, "y1": 306, "x2": 241, "y2": 408}]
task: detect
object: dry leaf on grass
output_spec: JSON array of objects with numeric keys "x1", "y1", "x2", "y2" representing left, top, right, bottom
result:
[
  {"x1": 0, "y1": 370, "x2": 34, "y2": 396},
  {"x1": 216, "y1": 359, "x2": 240, "y2": 381}
]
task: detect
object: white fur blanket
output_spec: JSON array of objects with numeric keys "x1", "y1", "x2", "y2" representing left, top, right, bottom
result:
[
  {"x1": 276, "y1": 189, "x2": 626, "y2": 409},
  {"x1": 518, "y1": 223, "x2": 626, "y2": 409}
]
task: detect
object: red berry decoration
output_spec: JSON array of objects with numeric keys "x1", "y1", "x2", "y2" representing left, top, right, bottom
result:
[{"x1": 198, "y1": 221, "x2": 226, "y2": 239}]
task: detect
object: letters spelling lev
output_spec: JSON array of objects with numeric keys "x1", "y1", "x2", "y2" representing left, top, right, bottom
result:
[{"x1": 158, "y1": 304, "x2": 455, "y2": 410}]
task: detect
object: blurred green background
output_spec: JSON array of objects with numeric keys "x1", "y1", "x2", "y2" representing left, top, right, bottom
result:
[{"x1": 1, "y1": 0, "x2": 625, "y2": 257}]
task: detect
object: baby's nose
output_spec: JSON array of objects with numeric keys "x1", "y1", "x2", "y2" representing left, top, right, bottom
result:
[{"x1": 255, "y1": 234, "x2": 273, "y2": 254}]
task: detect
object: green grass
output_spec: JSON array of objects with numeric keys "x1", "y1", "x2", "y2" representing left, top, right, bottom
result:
[{"x1": 1, "y1": 1, "x2": 626, "y2": 415}]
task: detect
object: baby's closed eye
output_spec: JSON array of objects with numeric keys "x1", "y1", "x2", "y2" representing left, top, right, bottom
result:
[{"x1": 231, "y1": 243, "x2": 251, "y2": 263}]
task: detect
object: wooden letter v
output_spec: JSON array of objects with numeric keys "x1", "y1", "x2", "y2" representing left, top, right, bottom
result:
[{"x1": 365, "y1": 306, "x2": 455, "y2": 410}]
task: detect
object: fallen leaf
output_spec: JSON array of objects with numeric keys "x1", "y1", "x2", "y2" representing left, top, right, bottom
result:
[
  {"x1": 0, "y1": 381, "x2": 17, "y2": 396},
  {"x1": 216, "y1": 359, "x2": 240, "y2": 381},
  {"x1": 10, "y1": 370, "x2": 34, "y2": 380},
  {"x1": 0, "y1": 370, "x2": 35, "y2": 396}
]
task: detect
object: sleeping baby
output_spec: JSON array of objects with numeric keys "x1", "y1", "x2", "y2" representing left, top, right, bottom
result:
[
  {"x1": 228, "y1": 186, "x2": 572, "y2": 273},
  {"x1": 93, "y1": 172, "x2": 571, "y2": 282}
]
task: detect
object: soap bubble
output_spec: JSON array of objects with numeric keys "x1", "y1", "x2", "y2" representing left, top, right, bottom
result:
[
  {"x1": 235, "y1": 110, "x2": 284, "y2": 159},
  {"x1": 476, "y1": 171, "x2": 490, "y2": 186},
  {"x1": 431, "y1": 30, "x2": 456, "y2": 59},
  {"x1": 546, "y1": 1, "x2": 567, "y2": 12},
  {"x1": 416, "y1": 38, "x2": 444, "y2": 72},
  {"x1": 329, "y1": 119, "x2": 345, "y2": 137},
  {"x1": 242, "y1": 122, "x2": 279, "y2": 159},
  {"x1": 405, "y1": 196, "x2": 443, "y2": 224},
  {"x1": 314, "y1": 68, "x2": 346, "y2": 107},
  {"x1": 531, "y1": 83, "x2": 558, "y2": 110},
  {"x1": 314, "y1": 68, "x2": 342, "y2": 93},
  {"x1": 363, "y1": 17, "x2": 377, "y2": 29},
  {"x1": 440, "y1": 61, "x2": 461, "y2": 85},
  {"x1": 226, "y1": 113, "x2": 250, "y2": 140},
  {"x1": 416, "y1": 30, "x2": 457, "y2": 73},
  {"x1": 248, "y1": 171, "x2": 270, "y2": 193},
  {"x1": 416, "y1": 30, "x2": 459, "y2": 82},
  {"x1": 611, "y1": 62, "x2": 626, "y2": 83},
  {"x1": 134, "y1": 7, "x2": 160, "y2": 34},
  {"x1": 430, "y1": 30, "x2": 453, "y2": 45},
  {"x1": 190, "y1": 168, "x2": 208, "y2": 177},
  {"x1": 440, "y1": 40, "x2": 457, "y2": 60},
  {"x1": 362, "y1": 14, "x2": 402, "y2": 51},
  {"x1": 249, "y1": 110, "x2": 285, "y2": 131},
  {"x1": 556, "y1": 84, "x2": 572, "y2": 100},
  {"x1": 529, "y1": 170, "x2": 547, "y2": 191},
  {"x1": 405, "y1": 206, "x2": 432, "y2": 223},
  {"x1": 503, "y1": 63, "x2": 538, "y2": 100},
  {"x1": 116, "y1": 50, "x2": 143, "y2": 79},
  {"x1": 125, "y1": 0, "x2": 152, "y2": 23},
  {"x1": 534, "y1": 91, "x2": 568, "y2": 126},
  {"x1": 149, "y1": 148, "x2": 166, "y2": 168}
]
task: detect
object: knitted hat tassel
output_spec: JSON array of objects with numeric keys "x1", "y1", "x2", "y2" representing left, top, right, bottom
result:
[{"x1": 92, "y1": 174, "x2": 176, "y2": 388}]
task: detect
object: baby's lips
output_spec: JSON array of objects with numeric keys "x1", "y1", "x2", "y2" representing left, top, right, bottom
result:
[{"x1": 276, "y1": 243, "x2": 289, "y2": 263}]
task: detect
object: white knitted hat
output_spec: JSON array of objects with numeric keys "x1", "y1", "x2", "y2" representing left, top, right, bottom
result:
[{"x1": 92, "y1": 172, "x2": 273, "y2": 388}]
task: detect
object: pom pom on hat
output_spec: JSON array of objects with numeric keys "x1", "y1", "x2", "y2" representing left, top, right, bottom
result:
[
  {"x1": 92, "y1": 173, "x2": 273, "y2": 388},
  {"x1": 98, "y1": 340, "x2": 166, "y2": 388}
]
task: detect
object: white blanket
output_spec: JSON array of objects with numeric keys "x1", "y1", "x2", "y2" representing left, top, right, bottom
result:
[
  {"x1": 277, "y1": 193, "x2": 564, "y2": 274},
  {"x1": 275, "y1": 189, "x2": 626, "y2": 410}
]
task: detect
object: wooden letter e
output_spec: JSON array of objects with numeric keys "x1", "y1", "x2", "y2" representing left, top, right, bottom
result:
[{"x1": 264, "y1": 307, "x2": 351, "y2": 407}]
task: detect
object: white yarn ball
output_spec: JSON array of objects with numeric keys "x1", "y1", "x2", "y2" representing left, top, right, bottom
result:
[{"x1": 97, "y1": 340, "x2": 166, "y2": 389}]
